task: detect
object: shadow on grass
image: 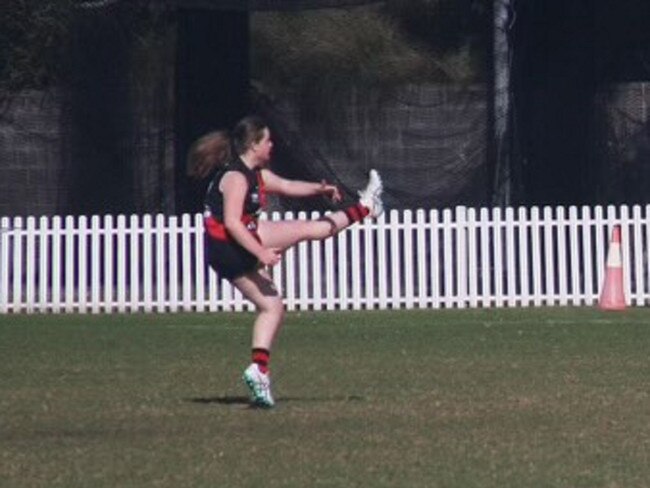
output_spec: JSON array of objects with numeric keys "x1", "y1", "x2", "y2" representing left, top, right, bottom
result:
[
  {"x1": 186, "y1": 395, "x2": 365, "y2": 406},
  {"x1": 187, "y1": 396, "x2": 250, "y2": 405}
]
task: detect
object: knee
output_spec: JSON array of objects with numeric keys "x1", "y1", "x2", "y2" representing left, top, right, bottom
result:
[{"x1": 259, "y1": 295, "x2": 285, "y2": 319}]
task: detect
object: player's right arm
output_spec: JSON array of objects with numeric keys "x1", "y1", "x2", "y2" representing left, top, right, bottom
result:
[
  {"x1": 261, "y1": 168, "x2": 342, "y2": 202},
  {"x1": 221, "y1": 171, "x2": 280, "y2": 267}
]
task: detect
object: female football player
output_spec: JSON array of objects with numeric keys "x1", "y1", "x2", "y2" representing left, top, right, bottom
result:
[{"x1": 189, "y1": 115, "x2": 383, "y2": 407}]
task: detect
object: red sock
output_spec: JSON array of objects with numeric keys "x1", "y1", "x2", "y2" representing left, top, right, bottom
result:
[
  {"x1": 344, "y1": 203, "x2": 370, "y2": 223},
  {"x1": 252, "y1": 348, "x2": 270, "y2": 374}
]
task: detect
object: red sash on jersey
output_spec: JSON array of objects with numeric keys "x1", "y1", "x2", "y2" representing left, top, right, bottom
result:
[
  {"x1": 205, "y1": 169, "x2": 266, "y2": 242},
  {"x1": 204, "y1": 214, "x2": 260, "y2": 242},
  {"x1": 256, "y1": 170, "x2": 267, "y2": 208}
]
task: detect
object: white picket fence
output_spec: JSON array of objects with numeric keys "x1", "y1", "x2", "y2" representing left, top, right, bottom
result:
[{"x1": 1, "y1": 205, "x2": 649, "y2": 314}]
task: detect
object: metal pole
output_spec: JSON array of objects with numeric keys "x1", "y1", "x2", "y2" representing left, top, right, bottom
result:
[{"x1": 492, "y1": 0, "x2": 513, "y2": 206}]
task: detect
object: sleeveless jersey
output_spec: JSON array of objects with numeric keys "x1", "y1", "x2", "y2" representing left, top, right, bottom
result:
[{"x1": 203, "y1": 158, "x2": 266, "y2": 241}]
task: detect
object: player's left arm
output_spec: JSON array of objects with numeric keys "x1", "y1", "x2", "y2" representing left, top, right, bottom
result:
[{"x1": 261, "y1": 168, "x2": 342, "y2": 203}]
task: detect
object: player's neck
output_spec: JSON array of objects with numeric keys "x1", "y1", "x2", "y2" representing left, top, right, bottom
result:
[{"x1": 240, "y1": 153, "x2": 260, "y2": 170}]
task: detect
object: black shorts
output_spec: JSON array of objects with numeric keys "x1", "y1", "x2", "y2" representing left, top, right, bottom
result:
[{"x1": 205, "y1": 234, "x2": 259, "y2": 281}]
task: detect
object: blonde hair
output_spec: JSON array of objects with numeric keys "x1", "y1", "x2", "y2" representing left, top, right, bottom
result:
[{"x1": 187, "y1": 130, "x2": 232, "y2": 179}]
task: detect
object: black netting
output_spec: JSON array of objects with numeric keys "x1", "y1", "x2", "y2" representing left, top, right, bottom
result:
[
  {"x1": 248, "y1": 2, "x2": 491, "y2": 212},
  {"x1": 254, "y1": 84, "x2": 489, "y2": 212},
  {"x1": 3, "y1": 0, "x2": 650, "y2": 217},
  {"x1": 594, "y1": 84, "x2": 650, "y2": 204},
  {"x1": 511, "y1": 0, "x2": 650, "y2": 206}
]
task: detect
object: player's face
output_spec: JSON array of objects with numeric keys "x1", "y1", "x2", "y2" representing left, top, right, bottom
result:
[{"x1": 253, "y1": 128, "x2": 273, "y2": 165}]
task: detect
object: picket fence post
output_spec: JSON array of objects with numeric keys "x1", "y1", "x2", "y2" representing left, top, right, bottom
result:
[{"x1": 1, "y1": 206, "x2": 650, "y2": 313}]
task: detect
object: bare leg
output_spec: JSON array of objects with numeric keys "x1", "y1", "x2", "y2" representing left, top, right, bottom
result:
[
  {"x1": 257, "y1": 210, "x2": 352, "y2": 251},
  {"x1": 258, "y1": 169, "x2": 384, "y2": 251},
  {"x1": 232, "y1": 269, "x2": 285, "y2": 350},
  {"x1": 235, "y1": 269, "x2": 281, "y2": 407}
]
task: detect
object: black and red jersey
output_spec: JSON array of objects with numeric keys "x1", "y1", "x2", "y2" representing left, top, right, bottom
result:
[{"x1": 203, "y1": 157, "x2": 266, "y2": 241}]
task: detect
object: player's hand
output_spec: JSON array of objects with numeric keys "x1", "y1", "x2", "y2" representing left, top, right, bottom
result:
[
  {"x1": 320, "y1": 180, "x2": 342, "y2": 203},
  {"x1": 258, "y1": 247, "x2": 282, "y2": 267}
]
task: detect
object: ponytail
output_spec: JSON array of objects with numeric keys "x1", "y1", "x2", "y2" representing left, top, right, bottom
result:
[
  {"x1": 187, "y1": 130, "x2": 232, "y2": 179},
  {"x1": 187, "y1": 115, "x2": 268, "y2": 179}
]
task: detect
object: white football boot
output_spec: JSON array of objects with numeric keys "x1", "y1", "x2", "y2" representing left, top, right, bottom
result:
[
  {"x1": 242, "y1": 363, "x2": 275, "y2": 408},
  {"x1": 358, "y1": 169, "x2": 384, "y2": 218}
]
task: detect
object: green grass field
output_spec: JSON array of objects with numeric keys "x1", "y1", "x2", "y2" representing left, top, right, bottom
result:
[{"x1": 2, "y1": 307, "x2": 650, "y2": 488}]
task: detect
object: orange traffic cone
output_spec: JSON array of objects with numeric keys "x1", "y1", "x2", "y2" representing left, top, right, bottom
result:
[{"x1": 599, "y1": 225, "x2": 626, "y2": 311}]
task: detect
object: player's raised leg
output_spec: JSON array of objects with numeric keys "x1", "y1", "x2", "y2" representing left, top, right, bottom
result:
[{"x1": 257, "y1": 169, "x2": 384, "y2": 251}]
